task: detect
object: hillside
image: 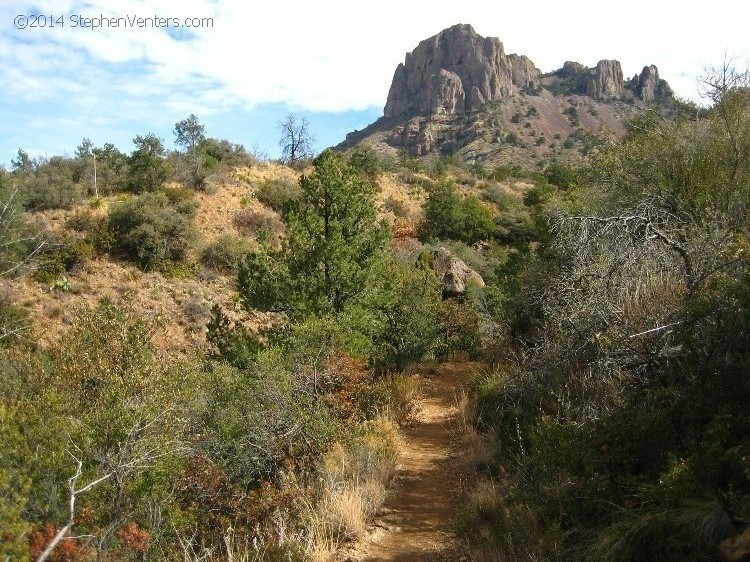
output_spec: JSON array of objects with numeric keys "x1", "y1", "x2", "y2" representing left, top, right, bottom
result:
[
  {"x1": 2, "y1": 25, "x2": 749, "y2": 562},
  {"x1": 4, "y1": 161, "x2": 432, "y2": 355},
  {"x1": 340, "y1": 24, "x2": 678, "y2": 167}
]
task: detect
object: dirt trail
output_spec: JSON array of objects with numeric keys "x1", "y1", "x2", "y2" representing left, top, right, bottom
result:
[{"x1": 342, "y1": 362, "x2": 475, "y2": 562}]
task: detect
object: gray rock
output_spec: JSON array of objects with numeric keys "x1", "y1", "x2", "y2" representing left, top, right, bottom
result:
[
  {"x1": 634, "y1": 65, "x2": 674, "y2": 102},
  {"x1": 587, "y1": 60, "x2": 624, "y2": 100},
  {"x1": 420, "y1": 246, "x2": 485, "y2": 297},
  {"x1": 384, "y1": 24, "x2": 539, "y2": 119}
]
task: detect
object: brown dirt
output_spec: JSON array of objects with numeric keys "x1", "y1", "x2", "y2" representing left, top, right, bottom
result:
[{"x1": 340, "y1": 362, "x2": 478, "y2": 562}]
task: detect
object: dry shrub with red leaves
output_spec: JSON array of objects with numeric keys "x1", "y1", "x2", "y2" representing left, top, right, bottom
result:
[{"x1": 30, "y1": 523, "x2": 94, "y2": 562}]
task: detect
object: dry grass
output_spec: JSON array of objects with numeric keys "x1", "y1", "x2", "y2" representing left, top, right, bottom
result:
[
  {"x1": 307, "y1": 415, "x2": 402, "y2": 559},
  {"x1": 456, "y1": 388, "x2": 497, "y2": 471},
  {"x1": 8, "y1": 160, "x2": 425, "y2": 359}
]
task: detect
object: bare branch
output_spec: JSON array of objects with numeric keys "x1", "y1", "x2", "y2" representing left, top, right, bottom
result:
[{"x1": 36, "y1": 411, "x2": 182, "y2": 561}]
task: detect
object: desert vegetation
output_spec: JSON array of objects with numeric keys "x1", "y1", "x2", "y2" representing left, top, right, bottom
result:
[
  {"x1": 2, "y1": 60, "x2": 749, "y2": 562},
  {"x1": 0, "y1": 118, "x2": 484, "y2": 560},
  {"x1": 455, "y1": 66, "x2": 750, "y2": 560}
]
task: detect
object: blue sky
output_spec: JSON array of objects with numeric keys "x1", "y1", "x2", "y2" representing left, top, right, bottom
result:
[{"x1": 1, "y1": 0, "x2": 749, "y2": 167}]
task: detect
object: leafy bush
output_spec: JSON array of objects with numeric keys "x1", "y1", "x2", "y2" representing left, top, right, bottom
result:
[
  {"x1": 435, "y1": 299, "x2": 483, "y2": 361},
  {"x1": 200, "y1": 235, "x2": 255, "y2": 273},
  {"x1": 232, "y1": 208, "x2": 283, "y2": 243},
  {"x1": 382, "y1": 195, "x2": 409, "y2": 218},
  {"x1": 420, "y1": 180, "x2": 495, "y2": 244},
  {"x1": 488, "y1": 163, "x2": 523, "y2": 181},
  {"x1": 360, "y1": 259, "x2": 442, "y2": 371},
  {"x1": 200, "y1": 137, "x2": 256, "y2": 167},
  {"x1": 170, "y1": 150, "x2": 219, "y2": 190},
  {"x1": 563, "y1": 105, "x2": 580, "y2": 126},
  {"x1": 92, "y1": 143, "x2": 128, "y2": 194},
  {"x1": 348, "y1": 144, "x2": 384, "y2": 181},
  {"x1": 544, "y1": 162, "x2": 577, "y2": 189},
  {"x1": 108, "y1": 191, "x2": 197, "y2": 270},
  {"x1": 19, "y1": 157, "x2": 83, "y2": 210},
  {"x1": 126, "y1": 134, "x2": 170, "y2": 193},
  {"x1": 254, "y1": 177, "x2": 301, "y2": 212},
  {"x1": 33, "y1": 236, "x2": 93, "y2": 283},
  {"x1": 398, "y1": 150, "x2": 425, "y2": 173}
]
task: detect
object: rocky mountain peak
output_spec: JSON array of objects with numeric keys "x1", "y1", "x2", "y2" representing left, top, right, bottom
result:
[
  {"x1": 384, "y1": 24, "x2": 539, "y2": 119},
  {"x1": 587, "y1": 59, "x2": 624, "y2": 100},
  {"x1": 631, "y1": 64, "x2": 674, "y2": 102},
  {"x1": 340, "y1": 25, "x2": 677, "y2": 164}
]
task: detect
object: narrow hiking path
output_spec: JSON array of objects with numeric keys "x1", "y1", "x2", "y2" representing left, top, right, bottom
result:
[{"x1": 340, "y1": 362, "x2": 476, "y2": 562}]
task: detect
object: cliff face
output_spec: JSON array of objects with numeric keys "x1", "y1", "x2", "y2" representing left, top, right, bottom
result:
[
  {"x1": 383, "y1": 25, "x2": 673, "y2": 121},
  {"x1": 587, "y1": 60, "x2": 624, "y2": 100},
  {"x1": 631, "y1": 65, "x2": 674, "y2": 102},
  {"x1": 340, "y1": 24, "x2": 677, "y2": 164},
  {"x1": 384, "y1": 24, "x2": 539, "y2": 118}
]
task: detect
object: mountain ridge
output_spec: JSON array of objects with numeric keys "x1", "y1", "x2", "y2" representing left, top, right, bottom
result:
[{"x1": 340, "y1": 24, "x2": 676, "y2": 166}]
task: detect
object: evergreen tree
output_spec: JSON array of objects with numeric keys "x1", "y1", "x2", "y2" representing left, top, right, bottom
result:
[
  {"x1": 239, "y1": 149, "x2": 389, "y2": 318},
  {"x1": 127, "y1": 134, "x2": 169, "y2": 193}
]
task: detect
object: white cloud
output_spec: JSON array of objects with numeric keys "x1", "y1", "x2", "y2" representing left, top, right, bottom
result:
[{"x1": 1, "y1": 0, "x2": 749, "y2": 122}]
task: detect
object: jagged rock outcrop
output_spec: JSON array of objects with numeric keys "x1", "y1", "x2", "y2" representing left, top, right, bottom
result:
[
  {"x1": 384, "y1": 24, "x2": 539, "y2": 119},
  {"x1": 388, "y1": 117, "x2": 437, "y2": 156},
  {"x1": 338, "y1": 24, "x2": 677, "y2": 162},
  {"x1": 420, "y1": 247, "x2": 485, "y2": 297},
  {"x1": 587, "y1": 60, "x2": 624, "y2": 100},
  {"x1": 632, "y1": 65, "x2": 674, "y2": 102},
  {"x1": 508, "y1": 54, "x2": 540, "y2": 92}
]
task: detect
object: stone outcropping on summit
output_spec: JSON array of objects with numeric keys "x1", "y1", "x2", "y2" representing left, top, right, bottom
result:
[
  {"x1": 384, "y1": 24, "x2": 539, "y2": 119},
  {"x1": 338, "y1": 24, "x2": 676, "y2": 161},
  {"x1": 631, "y1": 65, "x2": 674, "y2": 102},
  {"x1": 587, "y1": 60, "x2": 624, "y2": 100}
]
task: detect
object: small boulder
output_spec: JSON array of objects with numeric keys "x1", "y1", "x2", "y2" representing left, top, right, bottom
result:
[{"x1": 419, "y1": 246, "x2": 485, "y2": 297}]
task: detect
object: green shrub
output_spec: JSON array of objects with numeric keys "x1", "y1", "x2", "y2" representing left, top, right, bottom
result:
[
  {"x1": 200, "y1": 138, "x2": 256, "y2": 167},
  {"x1": 348, "y1": 144, "x2": 384, "y2": 181},
  {"x1": 545, "y1": 162, "x2": 577, "y2": 189},
  {"x1": 254, "y1": 177, "x2": 301, "y2": 212},
  {"x1": 435, "y1": 299, "x2": 483, "y2": 361},
  {"x1": 420, "y1": 181, "x2": 495, "y2": 244},
  {"x1": 170, "y1": 151, "x2": 219, "y2": 190},
  {"x1": 108, "y1": 191, "x2": 197, "y2": 271},
  {"x1": 362, "y1": 260, "x2": 442, "y2": 371},
  {"x1": 20, "y1": 157, "x2": 83, "y2": 210},
  {"x1": 489, "y1": 164, "x2": 523, "y2": 181},
  {"x1": 92, "y1": 143, "x2": 128, "y2": 194},
  {"x1": 398, "y1": 150, "x2": 425, "y2": 173},
  {"x1": 232, "y1": 209, "x2": 282, "y2": 243},
  {"x1": 126, "y1": 134, "x2": 170, "y2": 193},
  {"x1": 200, "y1": 235, "x2": 255, "y2": 273},
  {"x1": 563, "y1": 105, "x2": 580, "y2": 126},
  {"x1": 33, "y1": 236, "x2": 93, "y2": 283}
]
